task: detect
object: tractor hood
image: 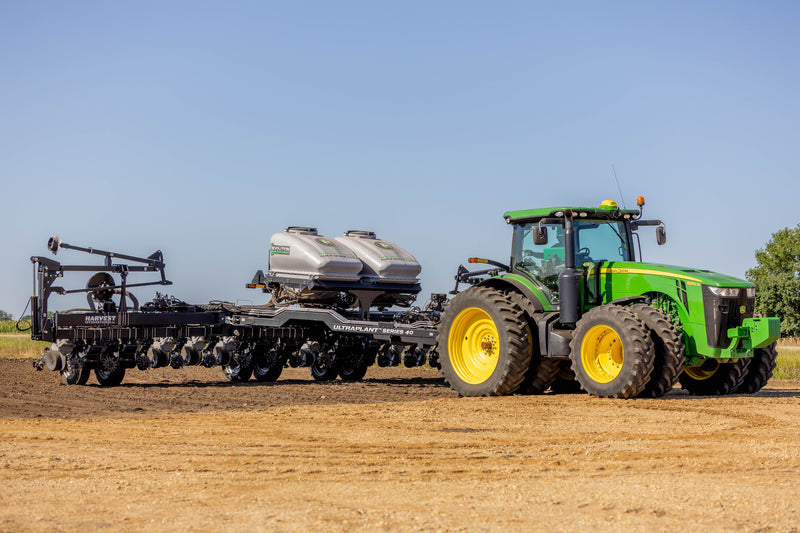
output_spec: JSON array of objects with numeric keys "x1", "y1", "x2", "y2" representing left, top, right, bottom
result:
[{"x1": 600, "y1": 262, "x2": 754, "y2": 288}]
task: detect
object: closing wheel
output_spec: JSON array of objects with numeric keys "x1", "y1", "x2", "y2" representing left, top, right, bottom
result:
[
  {"x1": 61, "y1": 359, "x2": 91, "y2": 386},
  {"x1": 437, "y1": 286, "x2": 531, "y2": 396},
  {"x1": 734, "y1": 342, "x2": 778, "y2": 394},
  {"x1": 629, "y1": 303, "x2": 685, "y2": 398},
  {"x1": 222, "y1": 356, "x2": 253, "y2": 382},
  {"x1": 570, "y1": 305, "x2": 654, "y2": 398},
  {"x1": 679, "y1": 358, "x2": 750, "y2": 395}
]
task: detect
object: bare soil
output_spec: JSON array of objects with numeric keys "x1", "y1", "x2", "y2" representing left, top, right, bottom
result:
[{"x1": 2, "y1": 357, "x2": 800, "y2": 532}]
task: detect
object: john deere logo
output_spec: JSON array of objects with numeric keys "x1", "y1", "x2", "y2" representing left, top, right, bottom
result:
[
  {"x1": 315, "y1": 237, "x2": 335, "y2": 247},
  {"x1": 375, "y1": 241, "x2": 394, "y2": 250}
]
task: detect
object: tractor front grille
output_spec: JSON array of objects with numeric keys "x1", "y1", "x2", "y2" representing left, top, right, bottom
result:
[{"x1": 702, "y1": 286, "x2": 755, "y2": 349}]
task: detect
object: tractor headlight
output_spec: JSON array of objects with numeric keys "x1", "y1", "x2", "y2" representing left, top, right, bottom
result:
[
  {"x1": 746, "y1": 287, "x2": 756, "y2": 298},
  {"x1": 708, "y1": 286, "x2": 741, "y2": 297}
]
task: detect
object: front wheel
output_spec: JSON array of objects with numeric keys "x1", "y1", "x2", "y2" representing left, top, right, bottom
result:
[
  {"x1": 680, "y1": 358, "x2": 750, "y2": 395},
  {"x1": 734, "y1": 343, "x2": 778, "y2": 394},
  {"x1": 569, "y1": 305, "x2": 654, "y2": 398},
  {"x1": 629, "y1": 303, "x2": 685, "y2": 398},
  {"x1": 437, "y1": 286, "x2": 531, "y2": 397}
]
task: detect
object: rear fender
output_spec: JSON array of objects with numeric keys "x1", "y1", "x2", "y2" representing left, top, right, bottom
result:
[
  {"x1": 478, "y1": 278, "x2": 569, "y2": 357},
  {"x1": 478, "y1": 276, "x2": 550, "y2": 312}
]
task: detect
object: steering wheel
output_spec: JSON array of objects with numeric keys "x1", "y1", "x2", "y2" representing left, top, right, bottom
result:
[{"x1": 577, "y1": 247, "x2": 593, "y2": 264}]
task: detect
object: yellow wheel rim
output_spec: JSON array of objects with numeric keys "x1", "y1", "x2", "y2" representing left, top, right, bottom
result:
[
  {"x1": 448, "y1": 307, "x2": 500, "y2": 384},
  {"x1": 580, "y1": 325, "x2": 624, "y2": 383},
  {"x1": 683, "y1": 360, "x2": 719, "y2": 381}
]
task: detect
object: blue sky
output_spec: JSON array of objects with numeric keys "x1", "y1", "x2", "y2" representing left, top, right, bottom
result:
[{"x1": 1, "y1": 1, "x2": 799, "y2": 317}]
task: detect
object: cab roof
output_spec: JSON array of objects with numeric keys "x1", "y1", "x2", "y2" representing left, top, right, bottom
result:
[{"x1": 503, "y1": 204, "x2": 641, "y2": 225}]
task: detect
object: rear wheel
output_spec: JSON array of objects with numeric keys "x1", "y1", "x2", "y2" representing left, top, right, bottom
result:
[
  {"x1": 519, "y1": 357, "x2": 560, "y2": 394},
  {"x1": 508, "y1": 292, "x2": 558, "y2": 395},
  {"x1": 549, "y1": 361, "x2": 582, "y2": 394},
  {"x1": 570, "y1": 305, "x2": 654, "y2": 398},
  {"x1": 734, "y1": 343, "x2": 778, "y2": 394},
  {"x1": 437, "y1": 286, "x2": 531, "y2": 396},
  {"x1": 679, "y1": 358, "x2": 750, "y2": 395},
  {"x1": 629, "y1": 303, "x2": 685, "y2": 398}
]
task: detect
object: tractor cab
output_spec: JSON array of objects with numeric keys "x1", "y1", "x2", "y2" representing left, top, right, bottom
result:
[
  {"x1": 511, "y1": 214, "x2": 636, "y2": 304},
  {"x1": 505, "y1": 199, "x2": 654, "y2": 307}
]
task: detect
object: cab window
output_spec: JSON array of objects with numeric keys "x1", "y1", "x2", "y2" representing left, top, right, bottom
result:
[{"x1": 512, "y1": 223, "x2": 562, "y2": 304}]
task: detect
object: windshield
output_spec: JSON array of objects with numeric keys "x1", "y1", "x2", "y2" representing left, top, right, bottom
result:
[
  {"x1": 574, "y1": 220, "x2": 632, "y2": 264},
  {"x1": 512, "y1": 219, "x2": 632, "y2": 304}
]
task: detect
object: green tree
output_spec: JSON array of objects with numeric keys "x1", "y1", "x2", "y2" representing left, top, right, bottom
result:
[
  {"x1": 0, "y1": 310, "x2": 11, "y2": 321},
  {"x1": 746, "y1": 225, "x2": 800, "y2": 337}
]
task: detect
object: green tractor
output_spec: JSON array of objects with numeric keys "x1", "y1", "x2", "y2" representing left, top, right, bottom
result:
[{"x1": 438, "y1": 198, "x2": 781, "y2": 398}]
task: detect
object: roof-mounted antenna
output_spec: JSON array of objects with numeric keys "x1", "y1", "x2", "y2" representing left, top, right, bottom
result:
[{"x1": 611, "y1": 164, "x2": 627, "y2": 209}]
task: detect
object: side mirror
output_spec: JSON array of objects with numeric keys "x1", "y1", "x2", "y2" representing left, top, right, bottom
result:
[
  {"x1": 533, "y1": 226, "x2": 548, "y2": 245},
  {"x1": 656, "y1": 226, "x2": 666, "y2": 245}
]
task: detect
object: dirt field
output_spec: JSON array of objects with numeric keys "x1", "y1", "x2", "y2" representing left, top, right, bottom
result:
[{"x1": 2, "y1": 357, "x2": 800, "y2": 532}]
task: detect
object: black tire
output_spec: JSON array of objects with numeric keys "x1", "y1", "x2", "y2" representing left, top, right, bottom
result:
[
  {"x1": 252, "y1": 354, "x2": 284, "y2": 382},
  {"x1": 311, "y1": 359, "x2": 340, "y2": 381},
  {"x1": 570, "y1": 305, "x2": 654, "y2": 399},
  {"x1": 183, "y1": 349, "x2": 200, "y2": 366},
  {"x1": 549, "y1": 361, "x2": 583, "y2": 394},
  {"x1": 95, "y1": 367, "x2": 126, "y2": 387},
  {"x1": 734, "y1": 343, "x2": 778, "y2": 394},
  {"x1": 338, "y1": 345, "x2": 375, "y2": 381},
  {"x1": 508, "y1": 291, "x2": 559, "y2": 395},
  {"x1": 629, "y1": 303, "x2": 685, "y2": 398},
  {"x1": 679, "y1": 358, "x2": 750, "y2": 395},
  {"x1": 222, "y1": 359, "x2": 253, "y2": 382},
  {"x1": 437, "y1": 286, "x2": 531, "y2": 397},
  {"x1": 61, "y1": 360, "x2": 90, "y2": 386},
  {"x1": 149, "y1": 348, "x2": 169, "y2": 369},
  {"x1": 519, "y1": 358, "x2": 560, "y2": 394},
  {"x1": 339, "y1": 362, "x2": 369, "y2": 381},
  {"x1": 339, "y1": 354, "x2": 371, "y2": 381}
]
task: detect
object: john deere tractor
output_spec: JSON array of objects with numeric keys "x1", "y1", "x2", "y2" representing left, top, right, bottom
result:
[{"x1": 438, "y1": 198, "x2": 781, "y2": 398}]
